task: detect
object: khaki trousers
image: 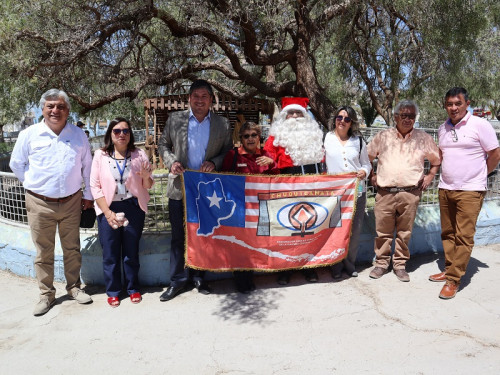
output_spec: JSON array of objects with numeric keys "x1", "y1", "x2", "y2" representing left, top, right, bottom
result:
[
  {"x1": 373, "y1": 189, "x2": 421, "y2": 270},
  {"x1": 26, "y1": 191, "x2": 82, "y2": 298},
  {"x1": 439, "y1": 189, "x2": 485, "y2": 284}
]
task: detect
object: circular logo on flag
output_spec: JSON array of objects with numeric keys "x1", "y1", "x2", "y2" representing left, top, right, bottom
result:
[
  {"x1": 289, "y1": 202, "x2": 317, "y2": 232},
  {"x1": 277, "y1": 201, "x2": 328, "y2": 234}
]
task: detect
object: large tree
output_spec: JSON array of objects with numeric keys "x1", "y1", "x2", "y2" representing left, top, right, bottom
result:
[
  {"x1": 463, "y1": 23, "x2": 500, "y2": 120},
  {"x1": 0, "y1": 0, "x2": 495, "y2": 127},
  {"x1": 2, "y1": 0, "x2": 357, "y2": 126},
  {"x1": 332, "y1": 0, "x2": 490, "y2": 125}
]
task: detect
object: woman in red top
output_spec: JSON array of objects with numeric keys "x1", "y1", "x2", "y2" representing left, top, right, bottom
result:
[
  {"x1": 222, "y1": 122, "x2": 278, "y2": 175},
  {"x1": 222, "y1": 122, "x2": 278, "y2": 293}
]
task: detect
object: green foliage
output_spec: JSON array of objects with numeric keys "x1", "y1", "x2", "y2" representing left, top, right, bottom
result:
[
  {"x1": 358, "y1": 96, "x2": 378, "y2": 126},
  {"x1": 0, "y1": 0, "x2": 498, "y2": 126},
  {"x1": 0, "y1": 142, "x2": 15, "y2": 153},
  {"x1": 330, "y1": 0, "x2": 493, "y2": 124}
]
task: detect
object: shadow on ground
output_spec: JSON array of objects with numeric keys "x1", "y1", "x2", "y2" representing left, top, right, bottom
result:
[{"x1": 81, "y1": 251, "x2": 492, "y2": 323}]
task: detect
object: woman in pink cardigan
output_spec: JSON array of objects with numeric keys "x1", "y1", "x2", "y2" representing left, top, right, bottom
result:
[{"x1": 90, "y1": 118, "x2": 153, "y2": 307}]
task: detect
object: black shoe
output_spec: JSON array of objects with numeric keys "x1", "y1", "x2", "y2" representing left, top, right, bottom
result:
[
  {"x1": 234, "y1": 272, "x2": 255, "y2": 294},
  {"x1": 277, "y1": 271, "x2": 292, "y2": 285},
  {"x1": 234, "y1": 276, "x2": 249, "y2": 294},
  {"x1": 303, "y1": 268, "x2": 318, "y2": 282},
  {"x1": 193, "y1": 280, "x2": 211, "y2": 295},
  {"x1": 247, "y1": 280, "x2": 256, "y2": 292},
  {"x1": 236, "y1": 283, "x2": 250, "y2": 294},
  {"x1": 159, "y1": 285, "x2": 185, "y2": 302},
  {"x1": 330, "y1": 263, "x2": 343, "y2": 279}
]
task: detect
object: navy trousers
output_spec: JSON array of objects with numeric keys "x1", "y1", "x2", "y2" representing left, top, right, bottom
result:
[
  {"x1": 97, "y1": 198, "x2": 145, "y2": 296},
  {"x1": 169, "y1": 199, "x2": 204, "y2": 287}
]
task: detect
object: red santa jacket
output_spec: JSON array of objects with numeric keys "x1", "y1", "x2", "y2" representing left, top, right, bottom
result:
[{"x1": 263, "y1": 136, "x2": 295, "y2": 169}]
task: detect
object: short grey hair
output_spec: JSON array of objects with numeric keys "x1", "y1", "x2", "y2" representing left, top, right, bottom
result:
[
  {"x1": 394, "y1": 100, "x2": 418, "y2": 116},
  {"x1": 39, "y1": 89, "x2": 71, "y2": 111}
]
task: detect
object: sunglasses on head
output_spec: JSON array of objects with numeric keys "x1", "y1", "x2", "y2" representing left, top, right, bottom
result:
[
  {"x1": 450, "y1": 127, "x2": 458, "y2": 142},
  {"x1": 242, "y1": 133, "x2": 259, "y2": 139},
  {"x1": 397, "y1": 113, "x2": 416, "y2": 120},
  {"x1": 335, "y1": 115, "x2": 352, "y2": 123},
  {"x1": 112, "y1": 128, "x2": 130, "y2": 135}
]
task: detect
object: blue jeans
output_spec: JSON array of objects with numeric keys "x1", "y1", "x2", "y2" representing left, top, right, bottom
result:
[{"x1": 97, "y1": 197, "x2": 145, "y2": 296}]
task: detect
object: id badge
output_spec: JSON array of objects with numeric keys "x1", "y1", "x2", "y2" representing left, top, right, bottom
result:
[{"x1": 117, "y1": 183, "x2": 126, "y2": 195}]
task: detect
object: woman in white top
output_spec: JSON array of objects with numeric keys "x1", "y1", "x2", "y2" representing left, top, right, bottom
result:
[{"x1": 324, "y1": 106, "x2": 372, "y2": 278}]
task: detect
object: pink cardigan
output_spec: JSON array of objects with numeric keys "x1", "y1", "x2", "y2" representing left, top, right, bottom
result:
[{"x1": 90, "y1": 148, "x2": 153, "y2": 215}]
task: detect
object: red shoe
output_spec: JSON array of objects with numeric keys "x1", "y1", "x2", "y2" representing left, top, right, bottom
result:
[
  {"x1": 107, "y1": 296, "x2": 120, "y2": 307},
  {"x1": 130, "y1": 292, "x2": 142, "y2": 304}
]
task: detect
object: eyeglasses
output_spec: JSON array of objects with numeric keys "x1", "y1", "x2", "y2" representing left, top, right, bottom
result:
[
  {"x1": 286, "y1": 110, "x2": 304, "y2": 118},
  {"x1": 112, "y1": 128, "x2": 130, "y2": 135},
  {"x1": 242, "y1": 133, "x2": 259, "y2": 139},
  {"x1": 335, "y1": 116, "x2": 352, "y2": 123},
  {"x1": 396, "y1": 113, "x2": 416, "y2": 120},
  {"x1": 451, "y1": 128, "x2": 458, "y2": 142}
]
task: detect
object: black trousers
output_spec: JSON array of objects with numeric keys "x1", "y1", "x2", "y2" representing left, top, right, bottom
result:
[{"x1": 168, "y1": 198, "x2": 204, "y2": 287}]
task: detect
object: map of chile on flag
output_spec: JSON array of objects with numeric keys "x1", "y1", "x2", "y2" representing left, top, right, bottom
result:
[{"x1": 182, "y1": 170, "x2": 359, "y2": 271}]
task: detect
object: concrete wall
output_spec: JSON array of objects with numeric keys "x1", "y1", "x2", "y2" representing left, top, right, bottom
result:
[
  {"x1": 1, "y1": 199, "x2": 500, "y2": 286},
  {"x1": 0, "y1": 221, "x2": 172, "y2": 286}
]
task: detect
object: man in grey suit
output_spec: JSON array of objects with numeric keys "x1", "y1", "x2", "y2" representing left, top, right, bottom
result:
[{"x1": 158, "y1": 79, "x2": 232, "y2": 301}]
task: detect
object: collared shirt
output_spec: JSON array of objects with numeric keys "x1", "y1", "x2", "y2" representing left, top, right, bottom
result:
[
  {"x1": 9, "y1": 120, "x2": 92, "y2": 199},
  {"x1": 324, "y1": 132, "x2": 372, "y2": 192},
  {"x1": 367, "y1": 127, "x2": 440, "y2": 188},
  {"x1": 187, "y1": 110, "x2": 211, "y2": 170},
  {"x1": 438, "y1": 112, "x2": 499, "y2": 191}
]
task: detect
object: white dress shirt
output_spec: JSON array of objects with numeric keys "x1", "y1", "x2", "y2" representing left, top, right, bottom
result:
[{"x1": 9, "y1": 120, "x2": 92, "y2": 199}]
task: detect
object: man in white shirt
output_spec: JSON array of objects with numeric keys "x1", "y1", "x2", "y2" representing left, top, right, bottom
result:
[{"x1": 10, "y1": 89, "x2": 94, "y2": 316}]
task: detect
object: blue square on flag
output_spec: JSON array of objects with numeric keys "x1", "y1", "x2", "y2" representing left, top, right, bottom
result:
[{"x1": 184, "y1": 171, "x2": 246, "y2": 234}]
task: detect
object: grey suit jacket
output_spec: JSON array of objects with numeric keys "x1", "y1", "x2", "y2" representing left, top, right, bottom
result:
[{"x1": 158, "y1": 110, "x2": 232, "y2": 200}]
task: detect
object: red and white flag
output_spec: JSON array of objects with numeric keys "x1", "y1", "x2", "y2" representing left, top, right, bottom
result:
[{"x1": 183, "y1": 171, "x2": 358, "y2": 271}]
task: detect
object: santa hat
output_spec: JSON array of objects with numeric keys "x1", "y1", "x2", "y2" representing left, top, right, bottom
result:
[{"x1": 280, "y1": 97, "x2": 309, "y2": 115}]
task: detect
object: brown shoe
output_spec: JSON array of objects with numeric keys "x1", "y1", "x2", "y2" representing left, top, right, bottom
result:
[
  {"x1": 439, "y1": 281, "x2": 459, "y2": 299},
  {"x1": 429, "y1": 272, "x2": 446, "y2": 282},
  {"x1": 394, "y1": 269, "x2": 410, "y2": 282},
  {"x1": 369, "y1": 267, "x2": 388, "y2": 279}
]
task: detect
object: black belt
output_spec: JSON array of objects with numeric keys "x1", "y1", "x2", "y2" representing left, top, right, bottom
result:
[
  {"x1": 27, "y1": 190, "x2": 77, "y2": 203},
  {"x1": 280, "y1": 163, "x2": 323, "y2": 175},
  {"x1": 377, "y1": 185, "x2": 419, "y2": 193}
]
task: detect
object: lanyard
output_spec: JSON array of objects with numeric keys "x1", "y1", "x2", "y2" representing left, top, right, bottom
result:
[{"x1": 113, "y1": 151, "x2": 128, "y2": 184}]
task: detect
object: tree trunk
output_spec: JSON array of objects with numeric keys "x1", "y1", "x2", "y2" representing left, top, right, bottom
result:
[{"x1": 293, "y1": 5, "x2": 336, "y2": 128}]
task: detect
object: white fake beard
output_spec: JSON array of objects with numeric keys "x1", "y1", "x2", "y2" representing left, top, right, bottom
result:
[{"x1": 270, "y1": 117, "x2": 324, "y2": 165}]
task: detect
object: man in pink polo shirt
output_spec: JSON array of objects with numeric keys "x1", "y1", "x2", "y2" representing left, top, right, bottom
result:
[
  {"x1": 429, "y1": 87, "x2": 500, "y2": 299},
  {"x1": 368, "y1": 100, "x2": 441, "y2": 282}
]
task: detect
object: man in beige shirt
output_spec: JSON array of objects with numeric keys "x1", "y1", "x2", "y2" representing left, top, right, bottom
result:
[{"x1": 367, "y1": 100, "x2": 440, "y2": 282}]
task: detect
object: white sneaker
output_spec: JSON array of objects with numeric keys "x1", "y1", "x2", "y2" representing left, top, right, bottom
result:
[
  {"x1": 33, "y1": 298, "x2": 55, "y2": 316},
  {"x1": 68, "y1": 289, "x2": 92, "y2": 304}
]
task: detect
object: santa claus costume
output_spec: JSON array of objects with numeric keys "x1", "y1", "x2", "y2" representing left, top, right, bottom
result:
[{"x1": 263, "y1": 97, "x2": 326, "y2": 284}]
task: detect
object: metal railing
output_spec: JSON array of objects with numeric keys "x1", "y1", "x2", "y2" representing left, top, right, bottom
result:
[
  {"x1": 0, "y1": 172, "x2": 171, "y2": 234},
  {"x1": 1, "y1": 167, "x2": 499, "y2": 234},
  {"x1": 359, "y1": 127, "x2": 500, "y2": 206}
]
